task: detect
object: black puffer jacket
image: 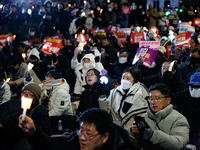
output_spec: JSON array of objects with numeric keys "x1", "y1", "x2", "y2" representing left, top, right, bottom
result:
[
  {"x1": 27, "y1": 123, "x2": 140, "y2": 150},
  {"x1": 0, "y1": 99, "x2": 52, "y2": 149}
]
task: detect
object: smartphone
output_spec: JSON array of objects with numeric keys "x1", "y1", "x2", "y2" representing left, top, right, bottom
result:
[{"x1": 134, "y1": 116, "x2": 146, "y2": 132}]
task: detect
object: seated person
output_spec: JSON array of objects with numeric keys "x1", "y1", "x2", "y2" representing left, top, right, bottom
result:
[
  {"x1": 142, "y1": 60, "x2": 186, "y2": 92},
  {"x1": 18, "y1": 108, "x2": 139, "y2": 150},
  {"x1": 76, "y1": 69, "x2": 105, "y2": 115},
  {"x1": 99, "y1": 67, "x2": 149, "y2": 130},
  {"x1": 0, "y1": 82, "x2": 51, "y2": 149},
  {"x1": 129, "y1": 83, "x2": 189, "y2": 150},
  {"x1": 113, "y1": 49, "x2": 133, "y2": 84},
  {"x1": 71, "y1": 50, "x2": 104, "y2": 95},
  {"x1": 40, "y1": 69, "x2": 73, "y2": 117}
]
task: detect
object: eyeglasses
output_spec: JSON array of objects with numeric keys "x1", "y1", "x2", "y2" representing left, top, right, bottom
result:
[
  {"x1": 76, "y1": 129, "x2": 100, "y2": 141},
  {"x1": 21, "y1": 92, "x2": 35, "y2": 98},
  {"x1": 86, "y1": 73, "x2": 95, "y2": 77},
  {"x1": 149, "y1": 96, "x2": 168, "y2": 102}
]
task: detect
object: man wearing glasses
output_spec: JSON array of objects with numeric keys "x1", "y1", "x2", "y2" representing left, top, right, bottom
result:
[
  {"x1": 18, "y1": 108, "x2": 139, "y2": 150},
  {"x1": 129, "y1": 83, "x2": 189, "y2": 150}
]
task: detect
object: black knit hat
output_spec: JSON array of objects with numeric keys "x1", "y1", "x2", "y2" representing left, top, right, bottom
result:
[{"x1": 21, "y1": 82, "x2": 42, "y2": 101}]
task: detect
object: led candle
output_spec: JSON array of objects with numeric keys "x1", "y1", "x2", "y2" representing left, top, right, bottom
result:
[
  {"x1": 27, "y1": 62, "x2": 34, "y2": 71},
  {"x1": 21, "y1": 96, "x2": 33, "y2": 121}
]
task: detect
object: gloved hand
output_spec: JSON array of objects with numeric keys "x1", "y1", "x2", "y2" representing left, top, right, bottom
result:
[
  {"x1": 142, "y1": 125, "x2": 154, "y2": 140},
  {"x1": 98, "y1": 82, "x2": 106, "y2": 96},
  {"x1": 24, "y1": 70, "x2": 32, "y2": 81}
]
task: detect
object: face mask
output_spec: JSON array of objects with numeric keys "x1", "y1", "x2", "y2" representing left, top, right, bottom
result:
[
  {"x1": 119, "y1": 57, "x2": 127, "y2": 64},
  {"x1": 139, "y1": 6, "x2": 142, "y2": 9},
  {"x1": 188, "y1": 57, "x2": 200, "y2": 64},
  {"x1": 150, "y1": 62, "x2": 156, "y2": 68},
  {"x1": 29, "y1": 32, "x2": 35, "y2": 36},
  {"x1": 108, "y1": 8, "x2": 112, "y2": 12},
  {"x1": 189, "y1": 86, "x2": 200, "y2": 98},
  {"x1": 142, "y1": 12, "x2": 145, "y2": 15},
  {"x1": 121, "y1": 80, "x2": 132, "y2": 90},
  {"x1": 83, "y1": 63, "x2": 90, "y2": 69}
]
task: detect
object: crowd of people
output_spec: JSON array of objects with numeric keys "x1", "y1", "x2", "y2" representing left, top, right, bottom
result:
[{"x1": 0, "y1": 0, "x2": 200, "y2": 149}]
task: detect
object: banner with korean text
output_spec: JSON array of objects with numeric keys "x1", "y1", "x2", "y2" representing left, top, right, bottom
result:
[
  {"x1": 139, "y1": 41, "x2": 160, "y2": 49},
  {"x1": 175, "y1": 32, "x2": 191, "y2": 47},
  {"x1": 42, "y1": 37, "x2": 62, "y2": 56},
  {"x1": 130, "y1": 32, "x2": 145, "y2": 44},
  {"x1": 122, "y1": 7, "x2": 131, "y2": 14},
  {"x1": 114, "y1": 33, "x2": 127, "y2": 43}
]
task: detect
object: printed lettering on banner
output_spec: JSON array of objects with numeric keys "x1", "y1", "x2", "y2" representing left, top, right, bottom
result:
[
  {"x1": 122, "y1": 7, "x2": 130, "y2": 14},
  {"x1": 108, "y1": 26, "x2": 118, "y2": 34},
  {"x1": 139, "y1": 41, "x2": 160, "y2": 49},
  {"x1": 114, "y1": 33, "x2": 127, "y2": 43},
  {"x1": 175, "y1": 32, "x2": 191, "y2": 47},
  {"x1": 130, "y1": 32, "x2": 144, "y2": 44},
  {"x1": 179, "y1": 24, "x2": 195, "y2": 34},
  {"x1": 95, "y1": 27, "x2": 107, "y2": 39},
  {"x1": 88, "y1": 27, "x2": 97, "y2": 35},
  {"x1": 75, "y1": 34, "x2": 87, "y2": 44},
  {"x1": 42, "y1": 37, "x2": 62, "y2": 56},
  {"x1": 0, "y1": 34, "x2": 12, "y2": 46},
  {"x1": 117, "y1": 28, "x2": 131, "y2": 36}
]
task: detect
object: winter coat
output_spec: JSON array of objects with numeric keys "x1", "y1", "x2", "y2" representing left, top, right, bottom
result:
[
  {"x1": 99, "y1": 82, "x2": 149, "y2": 130},
  {"x1": 142, "y1": 70, "x2": 186, "y2": 92},
  {"x1": 113, "y1": 58, "x2": 133, "y2": 84},
  {"x1": 41, "y1": 79, "x2": 73, "y2": 117},
  {"x1": 129, "y1": 104, "x2": 189, "y2": 150},
  {"x1": 146, "y1": 8, "x2": 159, "y2": 29},
  {"x1": 5, "y1": 12, "x2": 22, "y2": 32},
  {"x1": 0, "y1": 99, "x2": 51, "y2": 149},
  {"x1": 104, "y1": 11, "x2": 117, "y2": 27},
  {"x1": 102, "y1": 43, "x2": 118, "y2": 64},
  {"x1": 0, "y1": 83, "x2": 11, "y2": 103},
  {"x1": 71, "y1": 54, "x2": 104, "y2": 94},
  {"x1": 26, "y1": 123, "x2": 140, "y2": 150},
  {"x1": 8, "y1": 62, "x2": 42, "y2": 87}
]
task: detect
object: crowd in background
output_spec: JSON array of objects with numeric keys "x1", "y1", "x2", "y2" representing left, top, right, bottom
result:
[{"x1": 0, "y1": 0, "x2": 200, "y2": 149}]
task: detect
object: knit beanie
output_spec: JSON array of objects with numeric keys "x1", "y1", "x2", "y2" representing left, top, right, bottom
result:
[{"x1": 21, "y1": 82, "x2": 42, "y2": 101}]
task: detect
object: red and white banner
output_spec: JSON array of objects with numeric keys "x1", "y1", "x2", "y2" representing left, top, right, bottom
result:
[
  {"x1": 175, "y1": 32, "x2": 191, "y2": 47},
  {"x1": 117, "y1": 28, "x2": 131, "y2": 36},
  {"x1": 122, "y1": 7, "x2": 131, "y2": 14},
  {"x1": 95, "y1": 27, "x2": 107, "y2": 39},
  {"x1": 88, "y1": 27, "x2": 97, "y2": 35},
  {"x1": 130, "y1": 32, "x2": 145, "y2": 44},
  {"x1": 179, "y1": 24, "x2": 195, "y2": 34},
  {"x1": 149, "y1": 26, "x2": 159, "y2": 34},
  {"x1": 42, "y1": 37, "x2": 62, "y2": 56},
  {"x1": 114, "y1": 33, "x2": 127, "y2": 43},
  {"x1": 0, "y1": 34, "x2": 13, "y2": 46},
  {"x1": 75, "y1": 34, "x2": 87, "y2": 44},
  {"x1": 139, "y1": 41, "x2": 160, "y2": 49}
]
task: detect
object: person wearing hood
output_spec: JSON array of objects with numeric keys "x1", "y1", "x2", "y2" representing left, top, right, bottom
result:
[
  {"x1": 40, "y1": 69, "x2": 73, "y2": 117},
  {"x1": 113, "y1": 49, "x2": 133, "y2": 84},
  {"x1": 99, "y1": 67, "x2": 149, "y2": 130},
  {"x1": 55, "y1": 2, "x2": 71, "y2": 34},
  {"x1": 72, "y1": 48, "x2": 104, "y2": 95}
]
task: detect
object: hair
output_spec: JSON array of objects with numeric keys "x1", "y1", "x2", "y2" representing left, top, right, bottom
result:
[
  {"x1": 7, "y1": 55, "x2": 21, "y2": 66},
  {"x1": 149, "y1": 83, "x2": 171, "y2": 97},
  {"x1": 25, "y1": 46, "x2": 31, "y2": 53},
  {"x1": 122, "y1": 67, "x2": 140, "y2": 83},
  {"x1": 18, "y1": 43, "x2": 27, "y2": 48},
  {"x1": 78, "y1": 108, "x2": 114, "y2": 135},
  {"x1": 192, "y1": 47, "x2": 200, "y2": 56},
  {"x1": 191, "y1": 36, "x2": 199, "y2": 46},
  {"x1": 86, "y1": 68, "x2": 101, "y2": 80},
  {"x1": 103, "y1": 37, "x2": 110, "y2": 42},
  {"x1": 47, "y1": 69, "x2": 63, "y2": 79},
  {"x1": 118, "y1": 49, "x2": 129, "y2": 57}
]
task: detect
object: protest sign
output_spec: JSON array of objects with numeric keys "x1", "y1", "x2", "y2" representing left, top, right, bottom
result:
[
  {"x1": 132, "y1": 47, "x2": 158, "y2": 68},
  {"x1": 75, "y1": 33, "x2": 87, "y2": 44},
  {"x1": 117, "y1": 28, "x2": 131, "y2": 36},
  {"x1": 139, "y1": 41, "x2": 160, "y2": 49},
  {"x1": 130, "y1": 32, "x2": 145, "y2": 44},
  {"x1": 179, "y1": 24, "x2": 195, "y2": 34},
  {"x1": 0, "y1": 34, "x2": 12, "y2": 46},
  {"x1": 42, "y1": 37, "x2": 62, "y2": 56},
  {"x1": 122, "y1": 7, "x2": 130, "y2": 14},
  {"x1": 149, "y1": 26, "x2": 159, "y2": 34},
  {"x1": 22, "y1": 40, "x2": 33, "y2": 47},
  {"x1": 193, "y1": 18, "x2": 200, "y2": 27},
  {"x1": 114, "y1": 33, "x2": 127, "y2": 43},
  {"x1": 108, "y1": 26, "x2": 118, "y2": 34},
  {"x1": 175, "y1": 32, "x2": 191, "y2": 47},
  {"x1": 88, "y1": 27, "x2": 97, "y2": 35},
  {"x1": 95, "y1": 27, "x2": 107, "y2": 39}
]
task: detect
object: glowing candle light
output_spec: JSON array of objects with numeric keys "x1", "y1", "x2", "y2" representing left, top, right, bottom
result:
[{"x1": 21, "y1": 96, "x2": 33, "y2": 121}]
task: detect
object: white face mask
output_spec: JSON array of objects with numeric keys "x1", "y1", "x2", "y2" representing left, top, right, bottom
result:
[
  {"x1": 83, "y1": 63, "x2": 90, "y2": 69},
  {"x1": 121, "y1": 80, "x2": 132, "y2": 90},
  {"x1": 119, "y1": 57, "x2": 127, "y2": 64},
  {"x1": 108, "y1": 8, "x2": 112, "y2": 12},
  {"x1": 189, "y1": 86, "x2": 200, "y2": 98},
  {"x1": 150, "y1": 62, "x2": 156, "y2": 68},
  {"x1": 142, "y1": 12, "x2": 145, "y2": 15}
]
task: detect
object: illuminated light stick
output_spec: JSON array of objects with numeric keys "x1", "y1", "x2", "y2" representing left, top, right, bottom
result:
[
  {"x1": 91, "y1": 10, "x2": 94, "y2": 14},
  {"x1": 21, "y1": 96, "x2": 33, "y2": 121},
  {"x1": 4, "y1": 71, "x2": 7, "y2": 80},
  {"x1": 22, "y1": 53, "x2": 26, "y2": 60},
  {"x1": 27, "y1": 62, "x2": 34, "y2": 71},
  {"x1": 100, "y1": 9, "x2": 103, "y2": 14},
  {"x1": 68, "y1": 4, "x2": 71, "y2": 7},
  {"x1": 1, "y1": 78, "x2": 10, "y2": 89},
  {"x1": 83, "y1": 0, "x2": 86, "y2": 4}
]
